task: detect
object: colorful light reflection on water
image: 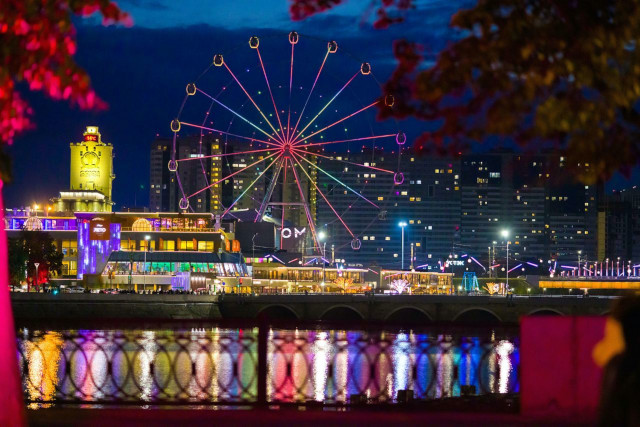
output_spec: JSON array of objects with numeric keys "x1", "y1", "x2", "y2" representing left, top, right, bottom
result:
[{"x1": 17, "y1": 328, "x2": 519, "y2": 407}]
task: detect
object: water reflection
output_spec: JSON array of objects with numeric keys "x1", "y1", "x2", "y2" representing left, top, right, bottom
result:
[{"x1": 18, "y1": 327, "x2": 519, "y2": 406}]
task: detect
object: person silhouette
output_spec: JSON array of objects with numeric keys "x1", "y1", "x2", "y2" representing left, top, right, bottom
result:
[{"x1": 593, "y1": 296, "x2": 640, "y2": 426}]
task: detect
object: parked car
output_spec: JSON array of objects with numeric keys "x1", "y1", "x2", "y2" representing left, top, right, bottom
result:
[{"x1": 67, "y1": 286, "x2": 85, "y2": 294}]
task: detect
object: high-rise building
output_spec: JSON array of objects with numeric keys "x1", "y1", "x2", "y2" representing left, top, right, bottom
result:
[
  {"x1": 317, "y1": 150, "x2": 460, "y2": 268},
  {"x1": 149, "y1": 135, "x2": 222, "y2": 212},
  {"x1": 317, "y1": 149, "x2": 601, "y2": 269},
  {"x1": 52, "y1": 126, "x2": 115, "y2": 213}
]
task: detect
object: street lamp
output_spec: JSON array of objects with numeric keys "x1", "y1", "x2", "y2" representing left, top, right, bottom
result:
[
  {"x1": 252, "y1": 233, "x2": 258, "y2": 261},
  {"x1": 318, "y1": 231, "x2": 327, "y2": 292},
  {"x1": 501, "y1": 229, "x2": 510, "y2": 293},
  {"x1": 578, "y1": 250, "x2": 582, "y2": 276},
  {"x1": 34, "y1": 262, "x2": 40, "y2": 293},
  {"x1": 398, "y1": 221, "x2": 408, "y2": 270},
  {"x1": 143, "y1": 235, "x2": 151, "y2": 293}
]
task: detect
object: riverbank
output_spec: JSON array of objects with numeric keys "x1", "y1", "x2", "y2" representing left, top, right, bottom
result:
[
  {"x1": 11, "y1": 293, "x2": 613, "y2": 323},
  {"x1": 11, "y1": 293, "x2": 222, "y2": 321}
]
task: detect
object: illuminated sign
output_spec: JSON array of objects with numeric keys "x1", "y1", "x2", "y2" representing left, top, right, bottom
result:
[
  {"x1": 281, "y1": 227, "x2": 306, "y2": 239},
  {"x1": 89, "y1": 217, "x2": 110, "y2": 240},
  {"x1": 84, "y1": 134, "x2": 98, "y2": 142},
  {"x1": 281, "y1": 227, "x2": 306, "y2": 251}
]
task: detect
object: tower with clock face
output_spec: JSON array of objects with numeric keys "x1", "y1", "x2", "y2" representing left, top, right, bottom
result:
[{"x1": 53, "y1": 126, "x2": 115, "y2": 212}]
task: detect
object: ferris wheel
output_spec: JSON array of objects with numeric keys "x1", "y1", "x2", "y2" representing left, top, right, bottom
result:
[{"x1": 169, "y1": 32, "x2": 404, "y2": 255}]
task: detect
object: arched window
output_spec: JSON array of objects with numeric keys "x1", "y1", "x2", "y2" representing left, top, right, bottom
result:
[{"x1": 132, "y1": 218, "x2": 152, "y2": 231}]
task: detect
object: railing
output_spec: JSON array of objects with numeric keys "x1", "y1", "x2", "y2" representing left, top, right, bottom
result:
[{"x1": 17, "y1": 324, "x2": 519, "y2": 407}]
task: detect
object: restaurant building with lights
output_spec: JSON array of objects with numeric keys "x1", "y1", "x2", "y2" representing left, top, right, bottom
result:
[{"x1": 5, "y1": 209, "x2": 248, "y2": 292}]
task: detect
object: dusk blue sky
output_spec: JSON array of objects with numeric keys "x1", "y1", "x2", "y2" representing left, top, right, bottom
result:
[{"x1": 7, "y1": 0, "x2": 639, "y2": 208}]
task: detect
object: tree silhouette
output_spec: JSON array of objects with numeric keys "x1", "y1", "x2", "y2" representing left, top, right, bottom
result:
[
  {"x1": 8, "y1": 231, "x2": 63, "y2": 290},
  {"x1": 0, "y1": 0, "x2": 130, "y2": 153},
  {"x1": 291, "y1": 0, "x2": 640, "y2": 183}
]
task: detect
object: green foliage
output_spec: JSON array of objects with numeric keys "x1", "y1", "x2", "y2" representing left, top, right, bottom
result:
[
  {"x1": 7, "y1": 237, "x2": 27, "y2": 285},
  {"x1": 379, "y1": 0, "x2": 640, "y2": 183},
  {"x1": 8, "y1": 231, "x2": 64, "y2": 284}
]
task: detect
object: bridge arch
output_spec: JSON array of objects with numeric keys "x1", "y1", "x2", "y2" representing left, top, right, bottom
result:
[
  {"x1": 320, "y1": 305, "x2": 364, "y2": 321},
  {"x1": 527, "y1": 308, "x2": 564, "y2": 316},
  {"x1": 257, "y1": 304, "x2": 299, "y2": 320},
  {"x1": 385, "y1": 306, "x2": 432, "y2": 324},
  {"x1": 453, "y1": 307, "x2": 502, "y2": 324}
]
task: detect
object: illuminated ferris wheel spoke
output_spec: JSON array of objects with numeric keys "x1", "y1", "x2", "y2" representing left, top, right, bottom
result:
[
  {"x1": 223, "y1": 63, "x2": 284, "y2": 143},
  {"x1": 280, "y1": 158, "x2": 288, "y2": 247},
  {"x1": 187, "y1": 151, "x2": 279, "y2": 199},
  {"x1": 301, "y1": 134, "x2": 396, "y2": 148},
  {"x1": 289, "y1": 50, "x2": 330, "y2": 143},
  {"x1": 196, "y1": 88, "x2": 282, "y2": 145},
  {"x1": 222, "y1": 153, "x2": 283, "y2": 218},
  {"x1": 286, "y1": 41, "x2": 295, "y2": 142},
  {"x1": 292, "y1": 148, "x2": 395, "y2": 174},
  {"x1": 292, "y1": 100, "x2": 380, "y2": 146},
  {"x1": 294, "y1": 154, "x2": 380, "y2": 209},
  {"x1": 292, "y1": 71, "x2": 359, "y2": 144},
  {"x1": 289, "y1": 157, "x2": 321, "y2": 254},
  {"x1": 256, "y1": 46, "x2": 286, "y2": 142},
  {"x1": 291, "y1": 153, "x2": 355, "y2": 238},
  {"x1": 176, "y1": 147, "x2": 273, "y2": 162},
  {"x1": 179, "y1": 121, "x2": 281, "y2": 148},
  {"x1": 255, "y1": 156, "x2": 285, "y2": 222}
]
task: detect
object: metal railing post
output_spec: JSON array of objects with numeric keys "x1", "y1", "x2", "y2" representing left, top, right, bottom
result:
[{"x1": 257, "y1": 320, "x2": 268, "y2": 406}]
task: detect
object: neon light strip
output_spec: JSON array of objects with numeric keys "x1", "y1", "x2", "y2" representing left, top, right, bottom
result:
[
  {"x1": 188, "y1": 151, "x2": 279, "y2": 199},
  {"x1": 291, "y1": 152, "x2": 355, "y2": 238},
  {"x1": 292, "y1": 71, "x2": 359, "y2": 144},
  {"x1": 293, "y1": 101, "x2": 379, "y2": 146},
  {"x1": 295, "y1": 155, "x2": 379, "y2": 208},
  {"x1": 304, "y1": 258, "x2": 317, "y2": 266},
  {"x1": 490, "y1": 264, "x2": 500, "y2": 269},
  {"x1": 526, "y1": 262, "x2": 539, "y2": 267},
  {"x1": 289, "y1": 157, "x2": 320, "y2": 253},
  {"x1": 301, "y1": 134, "x2": 396, "y2": 148},
  {"x1": 180, "y1": 121, "x2": 281, "y2": 147},
  {"x1": 269, "y1": 254, "x2": 285, "y2": 264},
  {"x1": 561, "y1": 265, "x2": 578, "y2": 269},
  {"x1": 508, "y1": 263, "x2": 522, "y2": 273},
  {"x1": 176, "y1": 147, "x2": 273, "y2": 162},
  {"x1": 224, "y1": 63, "x2": 283, "y2": 143},
  {"x1": 222, "y1": 153, "x2": 283, "y2": 217},
  {"x1": 415, "y1": 264, "x2": 429, "y2": 269},
  {"x1": 293, "y1": 148, "x2": 394, "y2": 174},
  {"x1": 321, "y1": 257, "x2": 330, "y2": 264},
  {"x1": 289, "y1": 50, "x2": 329, "y2": 142},
  {"x1": 256, "y1": 47, "x2": 285, "y2": 141},
  {"x1": 197, "y1": 88, "x2": 281, "y2": 145},
  {"x1": 469, "y1": 256, "x2": 486, "y2": 271},
  {"x1": 287, "y1": 258, "x2": 299, "y2": 264},
  {"x1": 367, "y1": 268, "x2": 379, "y2": 274}
]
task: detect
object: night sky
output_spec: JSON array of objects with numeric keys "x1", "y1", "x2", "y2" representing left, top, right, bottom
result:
[{"x1": 7, "y1": 0, "x2": 639, "y2": 209}]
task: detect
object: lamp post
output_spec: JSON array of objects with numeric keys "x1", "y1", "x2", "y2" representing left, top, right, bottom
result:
[
  {"x1": 398, "y1": 221, "x2": 407, "y2": 270},
  {"x1": 252, "y1": 233, "x2": 258, "y2": 261},
  {"x1": 34, "y1": 262, "x2": 40, "y2": 293},
  {"x1": 501, "y1": 230, "x2": 510, "y2": 293},
  {"x1": 143, "y1": 235, "x2": 150, "y2": 292},
  {"x1": 578, "y1": 250, "x2": 582, "y2": 276},
  {"x1": 318, "y1": 231, "x2": 327, "y2": 292}
]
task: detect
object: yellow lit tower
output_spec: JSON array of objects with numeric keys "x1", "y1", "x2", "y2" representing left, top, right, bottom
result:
[{"x1": 54, "y1": 126, "x2": 115, "y2": 212}]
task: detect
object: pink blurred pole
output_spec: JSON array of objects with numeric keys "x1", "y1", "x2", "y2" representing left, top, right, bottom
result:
[{"x1": 0, "y1": 182, "x2": 25, "y2": 426}]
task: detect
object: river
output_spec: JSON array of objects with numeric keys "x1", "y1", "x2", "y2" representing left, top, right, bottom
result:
[{"x1": 17, "y1": 325, "x2": 519, "y2": 407}]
